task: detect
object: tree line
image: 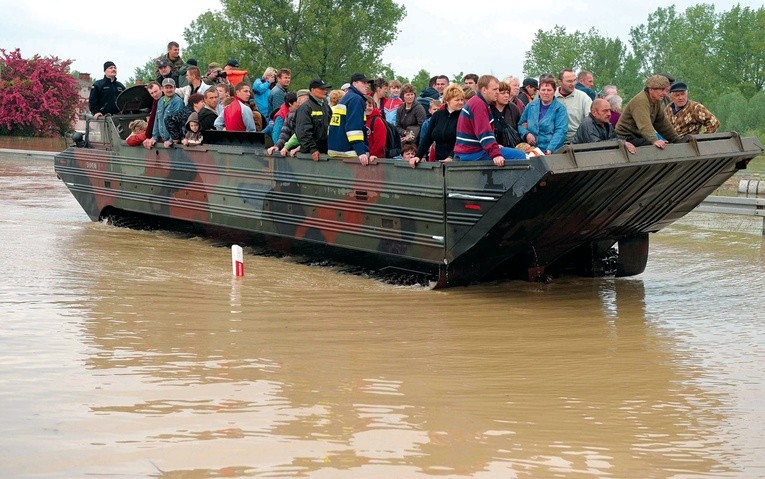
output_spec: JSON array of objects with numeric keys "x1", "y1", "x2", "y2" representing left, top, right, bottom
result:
[{"x1": 522, "y1": 4, "x2": 765, "y2": 136}]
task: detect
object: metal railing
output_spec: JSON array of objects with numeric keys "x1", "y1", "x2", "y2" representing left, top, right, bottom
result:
[{"x1": 695, "y1": 195, "x2": 765, "y2": 235}]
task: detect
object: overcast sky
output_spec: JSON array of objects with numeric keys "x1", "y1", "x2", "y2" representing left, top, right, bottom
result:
[{"x1": 1, "y1": 0, "x2": 762, "y2": 84}]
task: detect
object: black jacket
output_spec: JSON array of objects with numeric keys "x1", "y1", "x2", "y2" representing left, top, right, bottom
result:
[
  {"x1": 166, "y1": 106, "x2": 193, "y2": 142},
  {"x1": 416, "y1": 107, "x2": 459, "y2": 161},
  {"x1": 88, "y1": 76, "x2": 125, "y2": 115},
  {"x1": 416, "y1": 87, "x2": 440, "y2": 117},
  {"x1": 295, "y1": 95, "x2": 331, "y2": 154},
  {"x1": 197, "y1": 106, "x2": 218, "y2": 131}
]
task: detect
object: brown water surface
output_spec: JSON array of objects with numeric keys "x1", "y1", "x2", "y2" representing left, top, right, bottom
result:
[{"x1": 2, "y1": 157, "x2": 764, "y2": 478}]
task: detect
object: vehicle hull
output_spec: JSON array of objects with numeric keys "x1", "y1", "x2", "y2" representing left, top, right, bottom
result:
[{"x1": 55, "y1": 118, "x2": 762, "y2": 287}]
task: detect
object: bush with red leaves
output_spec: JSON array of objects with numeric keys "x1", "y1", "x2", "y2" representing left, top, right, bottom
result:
[{"x1": 0, "y1": 48, "x2": 83, "y2": 137}]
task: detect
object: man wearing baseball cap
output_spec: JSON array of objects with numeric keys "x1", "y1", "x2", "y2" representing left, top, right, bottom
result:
[
  {"x1": 155, "y1": 60, "x2": 178, "y2": 86},
  {"x1": 146, "y1": 78, "x2": 184, "y2": 148},
  {"x1": 328, "y1": 73, "x2": 375, "y2": 165},
  {"x1": 88, "y1": 61, "x2": 125, "y2": 119},
  {"x1": 223, "y1": 59, "x2": 250, "y2": 87},
  {"x1": 519, "y1": 78, "x2": 538, "y2": 106},
  {"x1": 295, "y1": 79, "x2": 332, "y2": 161},
  {"x1": 615, "y1": 75, "x2": 684, "y2": 149}
]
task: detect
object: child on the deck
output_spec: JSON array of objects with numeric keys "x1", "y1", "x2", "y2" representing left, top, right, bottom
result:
[
  {"x1": 182, "y1": 112, "x2": 203, "y2": 146},
  {"x1": 126, "y1": 120, "x2": 147, "y2": 146}
]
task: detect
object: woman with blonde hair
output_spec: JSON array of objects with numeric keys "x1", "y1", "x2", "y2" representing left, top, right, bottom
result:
[
  {"x1": 126, "y1": 119, "x2": 147, "y2": 146},
  {"x1": 253, "y1": 66, "x2": 277, "y2": 124},
  {"x1": 411, "y1": 83, "x2": 464, "y2": 166},
  {"x1": 328, "y1": 89, "x2": 345, "y2": 107}
]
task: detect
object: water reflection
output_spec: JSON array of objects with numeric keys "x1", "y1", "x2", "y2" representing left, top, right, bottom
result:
[{"x1": 63, "y1": 228, "x2": 732, "y2": 477}]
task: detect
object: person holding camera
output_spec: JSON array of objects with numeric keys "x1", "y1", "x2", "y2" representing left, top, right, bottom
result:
[{"x1": 203, "y1": 62, "x2": 228, "y2": 86}]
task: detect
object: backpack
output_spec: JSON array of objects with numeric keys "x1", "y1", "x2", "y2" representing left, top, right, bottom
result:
[{"x1": 371, "y1": 116, "x2": 402, "y2": 158}]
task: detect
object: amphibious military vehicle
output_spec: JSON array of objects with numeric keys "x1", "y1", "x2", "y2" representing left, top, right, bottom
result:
[{"x1": 55, "y1": 88, "x2": 762, "y2": 287}]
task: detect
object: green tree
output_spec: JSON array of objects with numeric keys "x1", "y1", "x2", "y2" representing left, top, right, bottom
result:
[
  {"x1": 182, "y1": 0, "x2": 406, "y2": 89},
  {"x1": 523, "y1": 25, "x2": 581, "y2": 77},
  {"x1": 717, "y1": 5, "x2": 765, "y2": 97},
  {"x1": 410, "y1": 69, "x2": 430, "y2": 93},
  {"x1": 629, "y1": 4, "x2": 718, "y2": 105},
  {"x1": 182, "y1": 11, "x2": 239, "y2": 75},
  {"x1": 131, "y1": 57, "x2": 162, "y2": 85},
  {"x1": 744, "y1": 91, "x2": 765, "y2": 132},
  {"x1": 523, "y1": 25, "x2": 640, "y2": 96},
  {"x1": 712, "y1": 91, "x2": 748, "y2": 131}
]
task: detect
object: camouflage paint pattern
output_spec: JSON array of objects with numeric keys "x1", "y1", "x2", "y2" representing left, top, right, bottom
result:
[{"x1": 55, "y1": 117, "x2": 763, "y2": 287}]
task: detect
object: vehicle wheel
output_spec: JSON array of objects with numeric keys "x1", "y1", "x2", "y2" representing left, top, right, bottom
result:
[{"x1": 616, "y1": 233, "x2": 649, "y2": 277}]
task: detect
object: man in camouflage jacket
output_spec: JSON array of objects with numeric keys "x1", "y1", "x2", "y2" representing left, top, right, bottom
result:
[{"x1": 664, "y1": 82, "x2": 720, "y2": 137}]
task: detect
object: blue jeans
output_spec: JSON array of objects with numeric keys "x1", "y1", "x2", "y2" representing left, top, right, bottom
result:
[{"x1": 456, "y1": 147, "x2": 526, "y2": 161}]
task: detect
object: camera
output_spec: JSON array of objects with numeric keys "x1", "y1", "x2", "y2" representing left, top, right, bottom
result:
[{"x1": 218, "y1": 71, "x2": 227, "y2": 79}]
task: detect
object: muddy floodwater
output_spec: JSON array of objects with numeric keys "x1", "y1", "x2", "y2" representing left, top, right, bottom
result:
[{"x1": 2, "y1": 156, "x2": 765, "y2": 478}]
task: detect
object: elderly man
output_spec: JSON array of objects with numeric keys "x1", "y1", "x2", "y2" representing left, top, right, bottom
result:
[
  {"x1": 616, "y1": 75, "x2": 684, "y2": 148},
  {"x1": 664, "y1": 82, "x2": 720, "y2": 137},
  {"x1": 555, "y1": 69, "x2": 593, "y2": 143},
  {"x1": 601, "y1": 84, "x2": 618, "y2": 98},
  {"x1": 572, "y1": 99, "x2": 636, "y2": 153},
  {"x1": 88, "y1": 61, "x2": 125, "y2": 119},
  {"x1": 295, "y1": 79, "x2": 332, "y2": 161}
]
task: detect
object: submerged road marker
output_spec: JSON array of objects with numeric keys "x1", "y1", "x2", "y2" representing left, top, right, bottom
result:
[{"x1": 231, "y1": 245, "x2": 244, "y2": 277}]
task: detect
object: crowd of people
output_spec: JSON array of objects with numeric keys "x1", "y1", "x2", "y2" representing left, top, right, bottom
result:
[{"x1": 88, "y1": 41, "x2": 722, "y2": 168}]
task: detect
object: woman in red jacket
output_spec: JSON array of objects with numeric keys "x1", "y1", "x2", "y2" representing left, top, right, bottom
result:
[{"x1": 364, "y1": 96, "x2": 387, "y2": 158}]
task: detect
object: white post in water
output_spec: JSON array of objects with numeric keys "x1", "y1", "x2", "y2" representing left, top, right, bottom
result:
[{"x1": 231, "y1": 245, "x2": 244, "y2": 277}]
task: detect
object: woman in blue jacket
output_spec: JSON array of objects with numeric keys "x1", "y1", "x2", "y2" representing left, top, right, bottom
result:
[
  {"x1": 518, "y1": 77, "x2": 568, "y2": 154},
  {"x1": 252, "y1": 67, "x2": 276, "y2": 125}
]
